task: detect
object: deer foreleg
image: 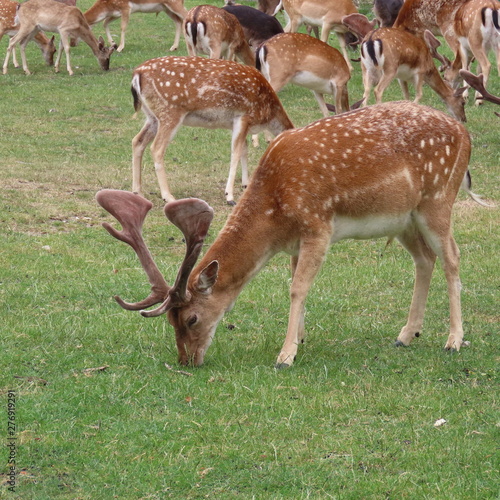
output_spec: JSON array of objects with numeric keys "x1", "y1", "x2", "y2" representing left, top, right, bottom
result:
[
  {"x1": 165, "y1": 11, "x2": 183, "y2": 51},
  {"x1": 276, "y1": 233, "x2": 330, "y2": 368},
  {"x1": 395, "y1": 229, "x2": 436, "y2": 347}
]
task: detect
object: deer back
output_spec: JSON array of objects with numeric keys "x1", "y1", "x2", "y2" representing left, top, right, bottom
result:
[{"x1": 132, "y1": 56, "x2": 292, "y2": 133}]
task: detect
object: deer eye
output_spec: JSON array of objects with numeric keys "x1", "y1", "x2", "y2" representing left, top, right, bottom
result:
[{"x1": 187, "y1": 315, "x2": 198, "y2": 327}]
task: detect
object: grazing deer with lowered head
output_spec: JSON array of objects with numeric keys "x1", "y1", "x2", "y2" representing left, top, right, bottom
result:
[
  {"x1": 222, "y1": 4, "x2": 283, "y2": 51},
  {"x1": 184, "y1": 4, "x2": 254, "y2": 65},
  {"x1": 97, "y1": 101, "x2": 488, "y2": 368},
  {"x1": 130, "y1": 56, "x2": 293, "y2": 205},
  {"x1": 3, "y1": 0, "x2": 116, "y2": 75},
  {"x1": 276, "y1": 0, "x2": 359, "y2": 70},
  {"x1": 442, "y1": 0, "x2": 500, "y2": 104},
  {"x1": 256, "y1": 32, "x2": 351, "y2": 116},
  {"x1": 84, "y1": 0, "x2": 187, "y2": 53},
  {"x1": 0, "y1": 0, "x2": 55, "y2": 69},
  {"x1": 358, "y1": 28, "x2": 467, "y2": 122}
]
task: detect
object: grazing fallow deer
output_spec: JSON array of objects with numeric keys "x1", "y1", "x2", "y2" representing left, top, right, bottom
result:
[
  {"x1": 277, "y1": 0, "x2": 359, "y2": 70},
  {"x1": 2, "y1": 0, "x2": 116, "y2": 75},
  {"x1": 256, "y1": 32, "x2": 351, "y2": 116},
  {"x1": 130, "y1": 56, "x2": 293, "y2": 205},
  {"x1": 359, "y1": 28, "x2": 467, "y2": 122},
  {"x1": 443, "y1": 0, "x2": 500, "y2": 104},
  {"x1": 393, "y1": 0, "x2": 469, "y2": 72},
  {"x1": 97, "y1": 101, "x2": 488, "y2": 368},
  {"x1": 0, "y1": 0, "x2": 55, "y2": 69},
  {"x1": 84, "y1": 0, "x2": 187, "y2": 53},
  {"x1": 183, "y1": 4, "x2": 255, "y2": 65}
]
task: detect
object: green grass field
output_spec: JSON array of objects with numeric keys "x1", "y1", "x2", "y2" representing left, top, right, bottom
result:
[{"x1": 1, "y1": 0, "x2": 499, "y2": 498}]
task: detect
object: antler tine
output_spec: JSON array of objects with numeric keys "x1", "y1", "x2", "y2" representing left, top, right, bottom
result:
[
  {"x1": 424, "y1": 30, "x2": 451, "y2": 69},
  {"x1": 141, "y1": 198, "x2": 214, "y2": 318},
  {"x1": 96, "y1": 189, "x2": 170, "y2": 310},
  {"x1": 459, "y1": 70, "x2": 500, "y2": 106}
]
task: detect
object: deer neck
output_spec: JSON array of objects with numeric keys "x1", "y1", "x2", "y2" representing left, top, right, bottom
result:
[{"x1": 193, "y1": 204, "x2": 281, "y2": 307}]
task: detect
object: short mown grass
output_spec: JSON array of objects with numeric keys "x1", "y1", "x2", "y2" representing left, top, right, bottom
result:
[{"x1": 1, "y1": 0, "x2": 499, "y2": 498}]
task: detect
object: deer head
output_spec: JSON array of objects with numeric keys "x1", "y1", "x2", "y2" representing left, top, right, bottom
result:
[{"x1": 96, "y1": 189, "x2": 215, "y2": 364}]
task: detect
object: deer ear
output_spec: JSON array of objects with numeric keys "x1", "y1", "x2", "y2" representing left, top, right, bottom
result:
[{"x1": 196, "y1": 260, "x2": 219, "y2": 293}]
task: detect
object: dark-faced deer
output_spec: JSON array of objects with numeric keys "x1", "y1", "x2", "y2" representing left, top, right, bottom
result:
[
  {"x1": 0, "y1": 0, "x2": 55, "y2": 69},
  {"x1": 130, "y1": 56, "x2": 293, "y2": 205},
  {"x1": 184, "y1": 4, "x2": 254, "y2": 65},
  {"x1": 359, "y1": 28, "x2": 467, "y2": 122},
  {"x1": 222, "y1": 4, "x2": 283, "y2": 50},
  {"x1": 256, "y1": 32, "x2": 351, "y2": 116},
  {"x1": 97, "y1": 101, "x2": 488, "y2": 368},
  {"x1": 84, "y1": 0, "x2": 187, "y2": 53},
  {"x1": 373, "y1": 0, "x2": 404, "y2": 28},
  {"x1": 2, "y1": 0, "x2": 116, "y2": 75}
]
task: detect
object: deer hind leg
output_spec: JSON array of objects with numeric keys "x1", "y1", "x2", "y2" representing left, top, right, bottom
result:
[
  {"x1": 132, "y1": 115, "x2": 158, "y2": 197},
  {"x1": 395, "y1": 228, "x2": 437, "y2": 347},
  {"x1": 225, "y1": 116, "x2": 250, "y2": 205},
  {"x1": 148, "y1": 116, "x2": 184, "y2": 202},
  {"x1": 103, "y1": 17, "x2": 118, "y2": 47},
  {"x1": 57, "y1": 33, "x2": 74, "y2": 75},
  {"x1": 276, "y1": 232, "x2": 331, "y2": 368},
  {"x1": 373, "y1": 71, "x2": 395, "y2": 104}
]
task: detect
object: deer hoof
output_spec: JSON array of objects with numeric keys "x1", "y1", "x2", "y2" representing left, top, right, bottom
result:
[
  {"x1": 394, "y1": 340, "x2": 408, "y2": 347},
  {"x1": 275, "y1": 362, "x2": 290, "y2": 370}
]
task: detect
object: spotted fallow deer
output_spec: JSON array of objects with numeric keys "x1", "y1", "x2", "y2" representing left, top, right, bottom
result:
[
  {"x1": 358, "y1": 28, "x2": 467, "y2": 122},
  {"x1": 256, "y1": 32, "x2": 351, "y2": 116},
  {"x1": 84, "y1": 0, "x2": 187, "y2": 53},
  {"x1": 2, "y1": 0, "x2": 116, "y2": 75},
  {"x1": 276, "y1": 0, "x2": 359, "y2": 70},
  {"x1": 183, "y1": 4, "x2": 255, "y2": 65},
  {"x1": 0, "y1": 0, "x2": 55, "y2": 69},
  {"x1": 442, "y1": 0, "x2": 500, "y2": 104},
  {"x1": 393, "y1": 0, "x2": 469, "y2": 72},
  {"x1": 130, "y1": 56, "x2": 293, "y2": 205},
  {"x1": 97, "y1": 101, "x2": 489, "y2": 368}
]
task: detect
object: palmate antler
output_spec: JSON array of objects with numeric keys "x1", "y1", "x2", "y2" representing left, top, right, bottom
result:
[
  {"x1": 459, "y1": 70, "x2": 500, "y2": 110},
  {"x1": 96, "y1": 190, "x2": 213, "y2": 316}
]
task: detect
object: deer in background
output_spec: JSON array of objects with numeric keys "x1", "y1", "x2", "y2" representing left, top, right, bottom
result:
[
  {"x1": 3, "y1": 0, "x2": 116, "y2": 75},
  {"x1": 0, "y1": 0, "x2": 55, "y2": 69},
  {"x1": 222, "y1": 4, "x2": 283, "y2": 51},
  {"x1": 184, "y1": 4, "x2": 255, "y2": 65},
  {"x1": 393, "y1": 0, "x2": 469, "y2": 72},
  {"x1": 358, "y1": 28, "x2": 467, "y2": 122},
  {"x1": 276, "y1": 0, "x2": 359, "y2": 70},
  {"x1": 256, "y1": 32, "x2": 351, "y2": 116},
  {"x1": 130, "y1": 56, "x2": 293, "y2": 205},
  {"x1": 373, "y1": 0, "x2": 405, "y2": 28},
  {"x1": 442, "y1": 0, "x2": 500, "y2": 104},
  {"x1": 97, "y1": 101, "x2": 488, "y2": 367},
  {"x1": 84, "y1": 0, "x2": 187, "y2": 53}
]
